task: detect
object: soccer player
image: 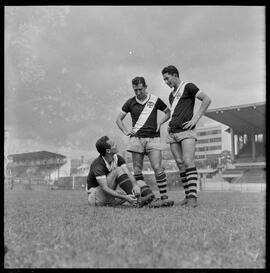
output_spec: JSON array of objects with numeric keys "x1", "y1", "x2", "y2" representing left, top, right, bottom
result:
[
  {"x1": 116, "y1": 76, "x2": 174, "y2": 207},
  {"x1": 86, "y1": 135, "x2": 156, "y2": 207},
  {"x1": 161, "y1": 65, "x2": 212, "y2": 207}
]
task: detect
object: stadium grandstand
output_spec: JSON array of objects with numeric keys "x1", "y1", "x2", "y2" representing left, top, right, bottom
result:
[
  {"x1": 6, "y1": 151, "x2": 67, "y2": 185},
  {"x1": 205, "y1": 101, "x2": 265, "y2": 184}
]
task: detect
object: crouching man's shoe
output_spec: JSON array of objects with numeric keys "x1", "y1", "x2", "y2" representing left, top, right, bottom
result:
[
  {"x1": 148, "y1": 195, "x2": 174, "y2": 208},
  {"x1": 136, "y1": 192, "x2": 155, "y2": 208}
]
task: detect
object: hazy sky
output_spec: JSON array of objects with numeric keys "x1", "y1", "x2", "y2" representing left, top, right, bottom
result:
[{"x1": 5, "y1": 6, "x2": 265, "y2": 158}]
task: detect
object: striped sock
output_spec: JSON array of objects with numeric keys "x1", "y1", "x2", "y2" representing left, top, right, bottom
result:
[
  {"x1": 134, "y1": 173, "x2": 144, "y2": 181},
  {"x1": 140, "y1": 185, "x2": 153, "y2": 197},
  {"x1": 117, "y1": 174, "x2": 133, "y2": 195},
  {"x1": 155, "y1": 171, "x2": 168, "y2": 199},
  {"x1": 186, "y1": 167, "x2": 198, "y2": 198},
  {"x1": 180, "y1": 171, "x2": 188, "y2": 198}
]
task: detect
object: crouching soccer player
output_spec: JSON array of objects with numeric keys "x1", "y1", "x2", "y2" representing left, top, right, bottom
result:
[{"x1": 86, "y1": 135, "x2": 156, "y2": 207}]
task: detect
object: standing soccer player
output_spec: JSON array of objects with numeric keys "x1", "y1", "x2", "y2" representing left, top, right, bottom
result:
[
  {"x1": 161, "y1": 65, "x2": 211, "y2": 207},
  {"x1": 116, "y1": 76, "x2": 174, "y2": 207}
]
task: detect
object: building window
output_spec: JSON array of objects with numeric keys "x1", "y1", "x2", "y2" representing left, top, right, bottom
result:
[
  {"x1": 195, "y1": 155, "x2": 205, "y2": 159},
  {"x1": 209, "y1": 137, "x2": 222, "y2": 143},
  {"x1": 211, "y1": 129, "x2": 222, "y2": 134},
  {"x1": 196, "y1": 145, "x2": 222, "y2": 152},
  {"x1": 207, "y1": 145, "x2": 222, "y2": 151},
  {"x1": 196, "y1": 147, "x2": 206, "y2": 152},
  {"x1": 197, "y1": 139, "x2": 209, "y2": 144},
  {"x1": 197, "y1": 129, "x2": 221, "y2": 136}
]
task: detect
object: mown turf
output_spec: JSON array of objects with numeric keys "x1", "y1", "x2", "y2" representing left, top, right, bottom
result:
[{"x1": 4, "y1": 187, "x2": 265, "y2": 268}]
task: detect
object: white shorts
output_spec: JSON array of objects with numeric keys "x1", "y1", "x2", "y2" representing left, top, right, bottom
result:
[
  {"x1": 87, "y1": 186, "x2": 126, "y2": 206},
  {"x1": 87, "y1": 180, "x2": 147, "y2": 207},
  {"x1": 126, "y1": 137, "x2": 163, "y2": 154},
  {"x1": 166, "y1": 130, "x2": 197, "y2": 144}
]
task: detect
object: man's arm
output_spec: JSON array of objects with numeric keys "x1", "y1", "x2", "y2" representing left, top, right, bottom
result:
[
  {"x1": 96, "y1": 176, "x2": 136, "y2": 204},
  {"x1": 116, "y1": 112, "x2": 133, "y2": 136},
  {"x1": 156, "y1": 107, "x2": 171, "y2": 132},
  {"x1": 182, "y1": 91, "x2": 211, "y2": 130}
]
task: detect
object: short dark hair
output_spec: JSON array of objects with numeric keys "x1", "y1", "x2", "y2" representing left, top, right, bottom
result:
[
  {"x1": 132, "y1": 76, "x2": 147, "y2": 87},
  {"x1": 161, "y1": 65, "x2": 179, "y2": 77},
  {"x1": 96, "y1": 136, "x2": 110, "y2": 156}
]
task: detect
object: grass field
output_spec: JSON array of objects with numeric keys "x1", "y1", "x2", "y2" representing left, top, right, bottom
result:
[{"x1": 4, "y1": 186, "x2": 265, "y2": 268}]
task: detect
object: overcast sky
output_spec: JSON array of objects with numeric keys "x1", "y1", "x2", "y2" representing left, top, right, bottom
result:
[{"x1": 5, "y1": 6, "x2": 265, "y2": 158}]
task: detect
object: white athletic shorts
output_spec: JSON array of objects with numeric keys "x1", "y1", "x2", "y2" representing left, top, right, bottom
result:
[
  {"x1": 127, "y1": 136, "x2": 163, "y2": 154},
  {"x1": 166, "y1": 130, "x2": 197, "y2": 144}
]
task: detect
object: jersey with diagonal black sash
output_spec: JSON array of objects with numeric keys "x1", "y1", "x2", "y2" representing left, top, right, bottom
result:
[
  {"x1": 168, "y1": 82, "x2": 199, "y2": 133},
  {"x1": 122, "y1": 94, "x2": 167, "y2": 137}
]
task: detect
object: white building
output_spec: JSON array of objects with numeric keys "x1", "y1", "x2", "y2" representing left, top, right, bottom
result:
[
  {"x1": 195, "y1": 124, "x2": 223, "y2": 161},
  {"x1": 76, "y1": 163, "x2": 90, "y2": 176}
]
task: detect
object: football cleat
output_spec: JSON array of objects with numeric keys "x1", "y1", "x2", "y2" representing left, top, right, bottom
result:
[
  {"x1": 147, "y1": 196, "x2": 174, "y2": 208},
  {"x1": 135, "y1": 192, "x2": 155, "y2": 208},
  {"x1": 147, "y1": 197, "x2": 163, "y2": 208},
  {"x1": 160, "y1": 195, "x2": 174, "y2": 207}
]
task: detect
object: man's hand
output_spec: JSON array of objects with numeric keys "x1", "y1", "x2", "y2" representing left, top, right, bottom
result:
[
  {"x1": 126, "y1": 129, "x2": 136, "y2": 136},
  {"x1": 182, "y1": 118, "x2": 198, "y2": 130},
  {"x1": 125, "y1": 194, "x2": 138, "y2": 205},
  {"x1": 132, "y1": 185, "x2": 141, "y2": 197}
]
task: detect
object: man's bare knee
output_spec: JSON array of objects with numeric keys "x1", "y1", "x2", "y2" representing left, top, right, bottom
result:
[
  {"x1": 116, "y1": 166, "x2": 126, "y2": 177},
  {"x1": 136, "y1": 180, "x2": 146, "y2": 187},
  {"x1": 152, "y1": 167, "x2": 163, "y2": 174},
  {"x1": 183, "y1": 157, "x2": 195, "y2": 168}
]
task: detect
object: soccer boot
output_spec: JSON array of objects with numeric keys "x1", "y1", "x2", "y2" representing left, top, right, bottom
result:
[
  {"x1": 148, "y1": 195, "x2": 174, "y2": 208},
  {"x1": 147, "y1": 197, "x2": 163, "y2": 208},
  {"x1": 160, "y1": 195, "x2": 174, "y2": 207},
  {"x1": 136, "y1": 192, "x2": 155, "y2": 208},
  {"x1": 186, "y1": 196, "x2": 198, "y2": 208}
]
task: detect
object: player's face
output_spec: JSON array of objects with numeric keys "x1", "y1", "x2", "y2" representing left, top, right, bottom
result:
[
  {"x1": 133, "y1": 83, "x2": 147, "y2": 101},
  {"x1": 163, "y1": 73, "x2": 176, "y2": 89},
  {"x1": 107, "y1": 139, "x2": 118, "y2": 155}
]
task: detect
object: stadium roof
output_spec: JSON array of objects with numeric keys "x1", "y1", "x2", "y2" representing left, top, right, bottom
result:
[
  {"x1": 7, "y1": 151, "x2": 66, "y2": 161},
  {"x1": 205, "y1": 102, "x2": 265, "y2": 135}
]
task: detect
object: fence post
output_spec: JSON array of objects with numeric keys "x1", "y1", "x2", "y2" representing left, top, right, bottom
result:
[
  {"x1": 72, "y1": 175, "x2": 75, "y2": 190},
  {"x1": 241, "y1": 180, "x2": 242, "y2": 192},
  {"x1": 221, "y1": 180, "x2": 223, "y2": 192}
]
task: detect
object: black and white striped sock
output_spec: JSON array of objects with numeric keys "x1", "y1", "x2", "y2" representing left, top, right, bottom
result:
[
  {"x1": 134, "y1": 173, "x2": 144, "y2": 181},
  {"x1": 180, "y1": 171, "x2": 188, "y2": 198},
  {"x1": 155, "y1": 171, "x2": 168, "y2": 199},
  {"x1": 185, "y1": 167, "x2": 198, "y2": 198},
  {"x1": 140, "y1": 185, "x2": 153, "y2": 197}
]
